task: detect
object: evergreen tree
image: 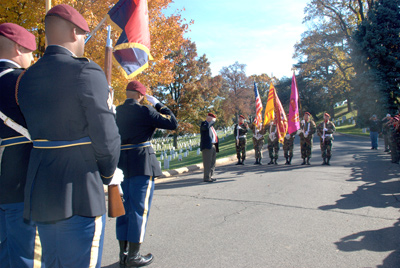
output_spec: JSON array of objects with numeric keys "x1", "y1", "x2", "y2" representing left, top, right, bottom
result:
[{"x1": 351, "y1": 0, "x2": 400, "y2": 125}]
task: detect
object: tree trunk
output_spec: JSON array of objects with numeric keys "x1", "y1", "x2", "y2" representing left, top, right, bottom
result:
[
  {"x1": 173, "y1": 133, "x2": 178, "y2": 149},
  {"x1": 347, "y1": 100, "x2": 352, "y2": 112},
  {"x1": 330, "y1": 105, "x2": 335, "y2": 119}
]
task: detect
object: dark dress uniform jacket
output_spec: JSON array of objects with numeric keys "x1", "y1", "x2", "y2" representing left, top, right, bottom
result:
[
  {"x1": 116, "y1": 99, "x2": 178, "y2": 178},
  {"x1": 200, "y1": 120, "x2": 219, "y2": 152},
  {"x1": 17, "y1": 46, "x2": 121, "y2": 222},
  {"x1": 0, "y1": 60, "x2": 32, "y2": 204}
]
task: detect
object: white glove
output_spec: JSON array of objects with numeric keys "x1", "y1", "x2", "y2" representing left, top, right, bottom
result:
[
  {"x1": 285, "y1": 134, "x2": 291, "y2": 139},
  {"x1": 301, "y1": 120, "x2": 305, "y2": 124},
  {"x1": 111, "y1": 104, "x2": 117, "y2": 115},
  {"x1": 323, "y1": 128, "x2": 328, "y2": 131},
  {"x1": 109, "y1": 168, "x2": 124, "y2": 185},
  {"x1": 146, "y1": 94, "x2": 160, "y2": 106},
  {"x1": 212, "y1": 118, "x2": 216, "y2": 122},
  {"x1": 296, "y1": 129, "x2": 302, "y2": 135},
  {"x1": 304, "y1": 132, "x2": 308, "y2": 138}
]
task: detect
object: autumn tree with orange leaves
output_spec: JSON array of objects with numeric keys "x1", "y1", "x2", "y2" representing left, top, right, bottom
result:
[
  {"x1": 0, "y1": 0, "x2": 189, "y2": 104},
  {"x1": 156, "y1": 40, "x2": 222, "y2": 147},
  {"x1": 220, "y1": 62, "x2": 253, "y2": 125}
]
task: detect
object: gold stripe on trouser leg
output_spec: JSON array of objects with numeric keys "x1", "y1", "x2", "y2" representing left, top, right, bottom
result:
[
  {"x1": 33, "y1": 227, "x2": 42, "y2": 268},
  {"x1": 139, "y1": 176, "x2": 154, "y2": 243},
  {"x1": 89, "y1": 216, "x2": 103, "y2": 268}
]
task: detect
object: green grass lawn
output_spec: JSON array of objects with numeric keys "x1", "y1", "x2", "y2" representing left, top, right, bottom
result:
[
  {"x1": 158, "y1": 133, "x2": 254, "y2": 171},
  {"x1": 316, "y1": 103, "x2": 369, "y2": 137}
]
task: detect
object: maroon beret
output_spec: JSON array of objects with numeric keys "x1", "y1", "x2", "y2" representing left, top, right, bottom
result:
[
  {"x1": 126, "y1": 80, "x2": 147, "y2": 95},
  {"x1": 207, "y1": 113, "x2": 216, "y2": 118},
  {"x1": 304, "y1": 112, "x2": 311, "y2": 116},
  {"x1": 0, "y1": 23, "x2": 36, "y2": 51},
  {"x1": 324, "y1": 113, "x2": 330, "y2": 118},
  {"x1": 46, "y1": 4, "x2": 90, "y2": 33},
  {"x1": 239, "y1": 115, "x2": 246, "y2": 119}
]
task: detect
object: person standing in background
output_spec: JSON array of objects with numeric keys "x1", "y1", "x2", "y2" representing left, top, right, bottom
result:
[
  {"x1": 382, "y1": 114, "x2": 391, "y2": 152},
  {"x1": 317, "y1": 113, "x2": 336, "y2": 165},
  {"x1": 249, "y1": 121, "x2": 266, "y2": 165},
  {"x1": 299, "y1": 112, "x2": 316, "y2": 165},
  {"x1": 369, "y1": 115, "x2": 381, "y2": 150},
  {"x1": 234, "y1": 115, "x2": 249, "y2": 165}
]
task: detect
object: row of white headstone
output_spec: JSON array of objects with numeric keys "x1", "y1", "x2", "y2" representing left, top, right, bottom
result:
[{"x1": 160, "y1": 149, "x2": 196, "y2": 169}]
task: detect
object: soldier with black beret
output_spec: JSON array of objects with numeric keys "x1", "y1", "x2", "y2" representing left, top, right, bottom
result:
[
  {"x1": 17, "y1": 4, "x2": 121, "y2": 268},
  {"x1": 115, "y1": 81, "x2": 178, "y2": 267},
  {"x1": 0, "y1": 22, "x2": 42, "y2": 268}
]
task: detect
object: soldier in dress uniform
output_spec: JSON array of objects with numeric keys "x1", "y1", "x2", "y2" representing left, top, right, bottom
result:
[
  {"x1": 0, "y1": 23, "x2": 43, "y2": 268},
  {"x1": 317, "y1": 113, "x2": 336, "y2": 165},
  {"x1": 266, "y1": 121, "x2": 279, "y2": 165},
  {"x1": 115, "y1": 81, "x2": 178, "y2": 267},
  {"x1": 283, "y1": 131, "x2": 296, "y2": 165},
  {"x1": 249, "y1": 120, "x2": 266, "y2": 165},
  {"x1": 234, "y1": 115, "x2": 249, "y2": 165},
  {"x1": 299, "y1": 112, "x2": 316, "y2": 165},
  {"x1": 17, "y1": 5, "x2": 121, "y2": 268}
]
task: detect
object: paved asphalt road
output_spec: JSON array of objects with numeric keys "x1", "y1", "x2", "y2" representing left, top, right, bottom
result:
[{"x1": 101, "y1": 133, "x2": 400, "y2": 268}]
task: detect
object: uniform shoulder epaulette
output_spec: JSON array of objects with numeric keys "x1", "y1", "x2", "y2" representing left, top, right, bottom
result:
[{"x1": 72, "y1": 56, "x2": 90, "y2": 62}]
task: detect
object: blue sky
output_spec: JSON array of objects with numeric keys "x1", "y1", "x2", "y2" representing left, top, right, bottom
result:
[{"x1": 165, "y1": 0, "x2": 310, "y2": 79}]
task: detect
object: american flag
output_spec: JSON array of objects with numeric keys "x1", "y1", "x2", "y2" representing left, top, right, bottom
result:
[{"x1": 254, "y1": 82, "x2": 263, "y2": 128}]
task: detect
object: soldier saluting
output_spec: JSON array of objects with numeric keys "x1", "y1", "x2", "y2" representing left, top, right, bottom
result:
[
  {"x1": 299, "y1": 112, "x2": 316, "y2": 165},
  {"x1": 317, "y1": 113, "x2": 336, "y2": 165}
]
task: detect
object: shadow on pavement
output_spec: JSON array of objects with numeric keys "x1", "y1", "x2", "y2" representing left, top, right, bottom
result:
[
  {"x1": 101, "y1": 262, "x2": 119, "y2": 268},
  {"x1": 316, "y1": 135, "x2": 400, "y2": 267},
  {"x1": 335, "y1": 219, "x2": 400, "y2": 268}
]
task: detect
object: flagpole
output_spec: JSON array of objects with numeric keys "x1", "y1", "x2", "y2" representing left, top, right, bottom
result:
[
  {"x1": 104, "y1": 25, "x2": 113, "y2": 88},
  {"x1": 45, "y1": 0, "x2": 51, "y2": 47},
  {"x1": 85, "y1": 16, "x2": 108, "y2": 44},
  {"x1": 45, "y1": 0, "x2": 51, "y2": 13}
]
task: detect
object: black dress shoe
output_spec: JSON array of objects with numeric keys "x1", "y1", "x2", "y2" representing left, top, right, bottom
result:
[
  {"x1": 126, "y1": 243, "x2": 154, "y2": 267},
  {"x1": 203, "y1": 179, "x2": 213, "y2": 183}
]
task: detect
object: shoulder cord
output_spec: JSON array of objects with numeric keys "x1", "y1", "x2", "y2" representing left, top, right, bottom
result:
[{"x1": 15, "y1": 69, "x2": 26, "y2": 105}]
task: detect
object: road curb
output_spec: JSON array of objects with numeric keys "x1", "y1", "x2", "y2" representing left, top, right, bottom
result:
[{"x1": 158, "y1": 149, "x2": 256, "y2": 179}]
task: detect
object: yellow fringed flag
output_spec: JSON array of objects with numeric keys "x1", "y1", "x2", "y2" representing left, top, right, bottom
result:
[{"x1": 263, "y1": 84, "x2": 275, "y2": 127}]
